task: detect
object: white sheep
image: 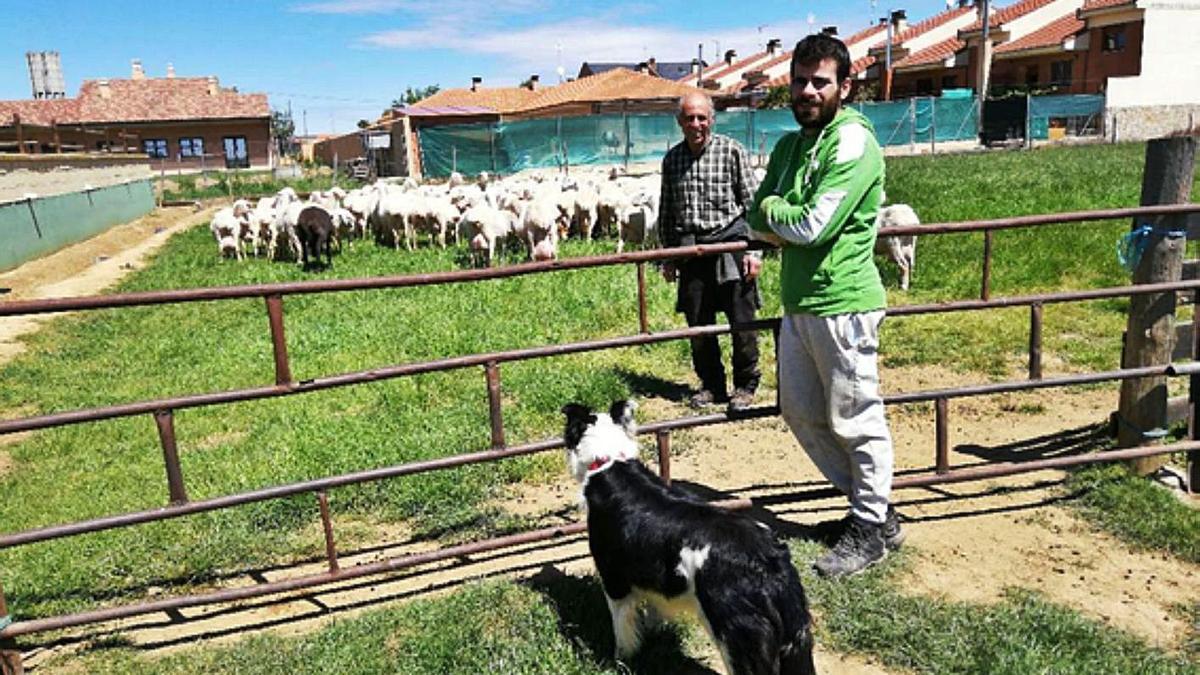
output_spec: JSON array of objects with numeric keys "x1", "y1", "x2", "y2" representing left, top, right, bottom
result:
[{"x1": 875, "y1": 203, "x2": 921, "y2": 291}]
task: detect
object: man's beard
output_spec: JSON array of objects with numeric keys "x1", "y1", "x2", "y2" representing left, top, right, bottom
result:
[{"x1": 791, "y1": 96, "x2": 840, "y2": 130}]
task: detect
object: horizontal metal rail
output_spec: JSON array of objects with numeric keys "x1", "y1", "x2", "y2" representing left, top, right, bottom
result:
[
  {"x1": 3, "y1": 203, "x2": 1196, "y2": 319},
  {"x1": 6, "y1": 277, "x2": 1200, "y2": 438},
  {"x1": 1, "y1": 496, "x2": 754, "y2": 639},
  {"x1": 0, "y1": 363, "x2": 1176, "y2": 550}
]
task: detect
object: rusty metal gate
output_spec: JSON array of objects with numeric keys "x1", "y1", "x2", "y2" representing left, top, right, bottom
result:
[{"x1": 1, "y1": 203, "x2": 1199, "y2": 663}]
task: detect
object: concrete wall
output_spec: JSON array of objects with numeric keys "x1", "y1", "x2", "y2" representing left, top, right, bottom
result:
[
  {"x1": 1107, "y1": 103, "x2": 1200, "y2": 142},
  {"x1": 0, "y1": 178, "x2": 155, "y2": 272},
  {"x1": 1106, "y1": 4, "x2": 1200, "y2": 108}
]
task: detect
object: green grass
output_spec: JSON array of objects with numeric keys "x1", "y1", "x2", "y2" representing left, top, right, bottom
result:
[
  {"x1": 37, "y1": 545, "x2": 1200, "y2": 674},
  {"x1": 2, "y1": 141, "x2": 1200, "y2": 669},
  {"x1": 1064, "y1": 464, "x2": 1200, "y2": 564},
  {"x1": 161, "y1": 170, "x2": 363, "y2": 202}
]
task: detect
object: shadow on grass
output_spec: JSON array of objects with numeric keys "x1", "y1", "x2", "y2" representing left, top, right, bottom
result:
[
  {"x1": 523, "y1": 564, "x2": 720, "y2": 675},
  {"x1": 954, "y1": 422, "x2": 1111, "y2": 463},
  {"x1": 615, "y1": 367, "x2": 692, "y2": 404}
]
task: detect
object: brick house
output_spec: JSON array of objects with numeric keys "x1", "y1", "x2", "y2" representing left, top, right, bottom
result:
[{"x1": 0, "y1": 62, "x2": 271, "y2": 169}]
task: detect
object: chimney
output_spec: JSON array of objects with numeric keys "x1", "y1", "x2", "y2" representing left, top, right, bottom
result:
[
  {"x1": 890, "y1": 9, "x2": 908, "y2": 34},
  {"x1": 636, "y1": 61, "x2": 650, "y2": 74},
  {"x1": 821, "y1": 25, "x2": 838, "y2": 36},
  {"x1": 166, "y1": 62, "x2": 175, "y2": 79},
  {"x1": 470, "y1": 76, "x2": 482, "y2": 92},
  {"x1": 724, "y1": 49, "x2": 737, "y2": 65},
  {"x1": 130, "y1": 59, "x2": 145, "y2": 80},
  {"x1": 206, "y1": 75, "x2": 219, "y2": 96},
  {"x1": 527, "y1": 74, "x2": 539, "y2": 91},
  {"x1": 690, "y1": 58, "x2": 702, "y2": 75},
  {"x1": 646, "y1": 57, "x2": 658, "y2": 76},
  {"x1": 97, "y1": 79, "x2": 110, "y2": 99},
  {"x1": 767, "y1": 38, "x2": 782, "y2": 55}
]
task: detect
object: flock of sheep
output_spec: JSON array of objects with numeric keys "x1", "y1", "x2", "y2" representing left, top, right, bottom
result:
[
  {"x1": 206, "y1": 165, "x2": 920, "y2": 287},
  {"x1": 207, "y1": 166, "x2": 663, "y2": 269}
]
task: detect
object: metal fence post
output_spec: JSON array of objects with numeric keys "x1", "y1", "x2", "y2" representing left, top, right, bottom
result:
[
  {"x1": 935, "y1": 397, "x2": 950, "y2": 473},
  {"x1": 636, "y1": 262, "x2": 650, "y2": 334},
  {"x1": 154, "y1": 409, "x2": 189, "y2": 505},
  {"x1": 265, "y1": 295, "x2": 293, "y2": 386},
  {"x1": 656, "y1": 430, "x2": 672, "y2": 485},
  {"x1": 981, "y1": 230, "x2": 993, "y2": 301},
  {"x1": 316, "y1": 492, "x2": 339, "y2": 573},
  {"x1": 1029, "y1": 302, "x2": 1043, "y2": 380},
  {"x1": 485, "y1": 361, "x2": 505, "y2": 449},
  {"x1": 930, "y1": 96, "x2": 937, "y2": 154}
]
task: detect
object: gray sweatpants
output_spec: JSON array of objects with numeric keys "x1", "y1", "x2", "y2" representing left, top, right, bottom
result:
[{"x1": 777, "y1": 311, "x2": 894, "y2": 525}]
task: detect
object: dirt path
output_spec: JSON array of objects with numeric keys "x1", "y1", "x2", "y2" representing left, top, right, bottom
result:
[{"x1": 3, "y1": 217, "x2": 1198, "y2": 673}]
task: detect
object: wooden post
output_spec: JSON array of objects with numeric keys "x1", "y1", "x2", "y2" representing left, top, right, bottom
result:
[
  {"x1": 13, "y1": 114, "x2": 23, "y2": 155},
  {"x1": 1118, "y1": 136, "x2": 1198, "y2": 475}
]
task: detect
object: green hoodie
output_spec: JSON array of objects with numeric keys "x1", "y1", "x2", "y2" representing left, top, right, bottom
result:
[{"x1": 748, "y1": 106, "x2": 885, "y2": 316}]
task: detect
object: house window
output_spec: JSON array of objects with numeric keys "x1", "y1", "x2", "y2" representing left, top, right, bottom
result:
[
  {"x1": 179, "y1": 137, "x2": 204, "y2": 158},
  {"x1": 1050, "y1": 60, "x2": 1072, "y2": 86},
  {"x1": 1102, "y1": 26, "x2": 1126, "y2": 52},
  {"x1": 1025, "y1": 65, "x2": 1039, "y2": 86},
  {"x1": 143, "y1": 138, "x2": 168, "y2": 158},
  {"x1": 916, "y1": 77, "x2": 934, "y2": 95},
  {"x1": 222, "y1": 136, "x2": 250, "y2": 169},
  {"x1": 941, "y1": 75, "x2": 958, "y2": 89}
]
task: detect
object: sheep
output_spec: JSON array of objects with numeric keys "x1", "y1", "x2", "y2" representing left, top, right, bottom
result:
[
  {"x1": 295, "y1": 205, "x2": 335, "y2": 268},
  {"x1": 460, "y1": 203, "x2": 518, "y2": 267},
  {"x1": 269, "y1": 201, "x2": 306, "y2": 262},
  {"x1": 210, "y1": 206, "x2": 247, "y2": 261},
  {"x1": 874, "y1": 203, "x2": 921, "y2": 291},
  {"x1": 522, "y1": 196, "x2": 560, "y2": 261}
]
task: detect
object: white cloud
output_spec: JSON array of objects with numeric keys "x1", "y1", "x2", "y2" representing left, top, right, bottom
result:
[{"x1": 359, "y1": 16, "x2": 813, "y2": 79}]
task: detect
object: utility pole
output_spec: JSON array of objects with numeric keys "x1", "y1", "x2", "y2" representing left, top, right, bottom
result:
[{"x1": 978, "y1": 0, "x2": 992, "y2": 135}]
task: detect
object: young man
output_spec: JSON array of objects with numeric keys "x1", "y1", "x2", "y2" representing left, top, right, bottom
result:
[
  {"x1": 748, "y1": 34, "x2": 903, "y2": 577},
  {"x1": 658, "y1": 92, "x2": 762, "y2": 412}
]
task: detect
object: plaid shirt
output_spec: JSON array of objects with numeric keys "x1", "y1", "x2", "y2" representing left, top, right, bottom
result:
[{"x1": 658, "y1": 133, "x2": 758, "y2": 247}]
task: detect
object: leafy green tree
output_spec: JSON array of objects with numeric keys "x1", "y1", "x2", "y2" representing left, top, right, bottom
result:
[
  {"x1": 758, "y1": 85, "x2": 791, "y2": 109},
  {"x1": 390, "y1": 85, "x2": 441, "y2": 109},
  {"x1": 271, "y1": 108, "x2": 296, "y2": 157}
]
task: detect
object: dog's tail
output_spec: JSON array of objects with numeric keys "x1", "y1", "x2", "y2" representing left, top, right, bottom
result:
[{"x1": 778, "y1": 622, "x2": 817, "y2": 675}]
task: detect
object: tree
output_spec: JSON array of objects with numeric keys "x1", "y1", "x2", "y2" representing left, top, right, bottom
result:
[
  {"x1": 390, "y1": 85, "x2": 441, "y2": 109},
  {"x1": 758, "y1": 85, "x2": 791, "y2": 109},
  {"x1": 271, "y1": 108, "x2": 296, "y2": 157}
]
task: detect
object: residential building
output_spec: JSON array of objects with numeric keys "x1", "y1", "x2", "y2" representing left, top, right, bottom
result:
[{"x1": 0, "y1": 61, "x2": 271, "y2": 168}]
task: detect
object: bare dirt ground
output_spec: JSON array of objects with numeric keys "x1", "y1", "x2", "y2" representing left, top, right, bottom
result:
[{"x1": 2, "y1": 212, "x2": 1197, "y2": 673}]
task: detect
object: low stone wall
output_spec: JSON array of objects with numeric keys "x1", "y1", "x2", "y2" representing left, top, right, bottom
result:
[{"x1": 1107, "y1": 104, "x2": 1200, "y2": 143}]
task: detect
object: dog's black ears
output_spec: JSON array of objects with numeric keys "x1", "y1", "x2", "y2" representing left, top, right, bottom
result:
[
  {"x1": 562, "y1": 403, "x2": 596, "y2": 449},
  {"x1": 609, "y1": 400, "x2": 637, "y2": 437}
]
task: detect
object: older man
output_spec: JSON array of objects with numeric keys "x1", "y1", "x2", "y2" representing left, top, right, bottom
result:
[{"x1": 657, "y1": 92, "x2": 762, "y2": 412}]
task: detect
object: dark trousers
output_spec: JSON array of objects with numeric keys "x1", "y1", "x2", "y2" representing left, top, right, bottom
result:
[{"x1": 676, "y1": 254, "x2": 761, "y2": 396}]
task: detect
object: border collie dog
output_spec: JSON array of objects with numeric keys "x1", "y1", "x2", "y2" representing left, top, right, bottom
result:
[{"x1": 563, "y1": 401, "x2": 816, "y2": 675}]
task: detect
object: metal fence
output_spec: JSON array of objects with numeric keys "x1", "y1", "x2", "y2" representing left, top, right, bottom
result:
[{"x1": 1, "y1": 203, "x2": 1199, "y2": 657}]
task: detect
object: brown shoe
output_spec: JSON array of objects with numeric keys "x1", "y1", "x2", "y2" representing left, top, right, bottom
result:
[
  {"x1": 727, "y1": 388, "x2": 755, "y2": 412},
  {"x1": 688, "y1": 389, "x2": 726, "y2": 409}
]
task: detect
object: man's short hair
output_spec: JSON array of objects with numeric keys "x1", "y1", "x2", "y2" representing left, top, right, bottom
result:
[
  {"x1": 791, "y1": 34, "x2": 851, "y2": 83},
  {"x1": 676, "y1": 92, "x2": 714, "y2": 119}
]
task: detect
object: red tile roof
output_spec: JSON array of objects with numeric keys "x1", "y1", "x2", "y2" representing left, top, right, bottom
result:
[
  {"x1": 886, "y1": 5, "x2": 977, "y2": 46},
  {"x1": 995, "y1": 12, "x2": 1084, "y2": 53},
  {"x1": 853, "y1": 54, "x2": 878, "y2": 75},
  {"x1": 523, "y1": 67, "x2": 703, "y2": 112},
  {"x1": 414, "y1": 84, "x2": 540, "y2": 115},
  {"x1": 757, "y1": 54, "x2": 877, "y2": 91},
  {"x1": 416, "y1": 68, "x2": 703, "y2": 116},
  {"x1": 701, "y1": 51, "x2": 770, "y2": 82},
  {"x1": 0, "y1": 76, "x2": 268, "y2": 127},
  {"x1": 0, "y1": 98, "x2": 78, "y2": 127},
  {"x1": 1081, "y1": 0, "x2": 1135, "y2": 10},
  {"x1": 895, "y1": 37, "x2": 966, "y2": 69},
  {"x1": 844, "y1": 22, "x2": 889, "y2": 47},
  {"x1": 961, "y1": 0, "x2": 1055, "y2": 32},
  {"x1": 74, "y1": 78, "x2": 268, "y2": 123}
]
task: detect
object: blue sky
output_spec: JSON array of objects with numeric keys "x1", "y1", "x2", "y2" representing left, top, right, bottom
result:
[{"x1": 2, "y1": 0, "x2": 958, "y2": 135}]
